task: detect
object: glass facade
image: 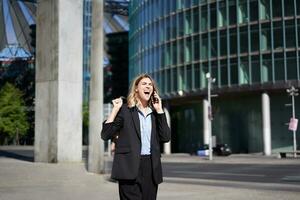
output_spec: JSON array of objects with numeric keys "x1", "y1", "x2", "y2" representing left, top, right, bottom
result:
[
  {"x1": 129, "y1": 0, "x2": 300, "y2": 92},
  {"x1": 129, "y1": 0, "x2": 300, "y2": 153}
]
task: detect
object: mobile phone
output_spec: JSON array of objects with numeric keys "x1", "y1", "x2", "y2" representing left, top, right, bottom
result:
[{"x1": 151, "y1": 91, "x2": 158, "y2": 104}]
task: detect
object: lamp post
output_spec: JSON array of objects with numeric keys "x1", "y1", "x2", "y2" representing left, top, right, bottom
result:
[
  {"x1": 206, "y1": 73, "x2": 216, "y2": 161},
  {"x1": 286, "y1": 86, "x2": 299, "y2": 158}
]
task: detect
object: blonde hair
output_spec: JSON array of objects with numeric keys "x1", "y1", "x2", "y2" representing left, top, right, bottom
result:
[{"x1": 127, "y1": 74, "x2": 159, "y2": 108}]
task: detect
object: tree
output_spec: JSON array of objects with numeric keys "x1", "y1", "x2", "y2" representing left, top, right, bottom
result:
[{"x1": 0, "y1": 83, "x2": 29, "y2": 145}]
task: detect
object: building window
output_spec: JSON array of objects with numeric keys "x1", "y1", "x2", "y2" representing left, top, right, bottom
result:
[
  {"x1": 251, "y1": 55, "x2": 260, "y2": 83},
  {"x1": 220, "y1": 59, "x2": 228, "y2": 86},
  {"x1": 229, "y1": 0, "x2": 237, "y2": 25},
  {"x1": 286, "y1": 52, "x2": 297, "y2": 80},
  {"x1": 238, "y1": 0, "x2": 248, "y2": 24},
  {"x1": 193, "y1": 35, "x2": 200, "y2": 61},
  {"x1": 192, "y1": 7, "x2": 199, "y2": 33},
  {"x1": 250, "y1": 24, "x2": 259, "y2": 52},
  {"x1": 240, "y1": 26, "x2": 248, "y2": 53},
  {"x1": 272, "y1": 0, "x2": 282, "y2": 18},
  {"x1": 261, "y1": 23, "x2": 271, "y2": 51},
  {"x1": 274, "y1": 52, "x2": 285, "y2": 81},
  {"x1": 273, "y1": 21, "x2": 283, "y2": 50},
  {"x1": 201, "y1": 5, "x2": 207, "y2": 32},
  {"x1": 210, "y1": 3, "x2": 217, "y2": 29},
  {"x1": 285, "y1": 19, "x2": 296, "y2": 48},
  {"x1": 250, "y1": 0, "x2": 259, "y2": 21},
  {"x1": 260, "y1": 0, "x2": 270, "y2": 20},
  {"x1": 218, "y1": 1, "x2": 227, "y2": 27},
  {"x1": 284, "y1": 0, "x2": 295, "y2": 17},
  {"x1": 262, "y1": 54, "x2": 272, "y2": 83},
  {"x1": 220, "y1": 30, "x2": 227, "y2": 56},
  {"x1": 230, "y1": 28, "x2": 237, "y2": 55}
]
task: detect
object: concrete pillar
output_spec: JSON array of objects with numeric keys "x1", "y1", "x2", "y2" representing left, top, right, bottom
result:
[
  {"x1": 203, "y1": 99, "x2": 210, "y2": 145},
  {"x1": 35, "y1": 0, "x2": 83, "y2": 162},
  {"x1": 88, "y1": 0, "x2": 104, "y2": 173},
  {"x1": 262, "y1": 93, "x2": 272, "y2": 156},
  {"x1": 163, "y1": 107, "x2": 171, "y2": 155}
]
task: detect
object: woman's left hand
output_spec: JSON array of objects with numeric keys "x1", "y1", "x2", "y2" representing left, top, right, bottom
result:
[{"x1": 152, "y1": 91, "x2": 164, "y2": 113}]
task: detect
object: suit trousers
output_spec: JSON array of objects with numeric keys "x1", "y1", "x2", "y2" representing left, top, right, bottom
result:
[{"x1": 118, "y1": 155, "x2": 158, "y2": 200}]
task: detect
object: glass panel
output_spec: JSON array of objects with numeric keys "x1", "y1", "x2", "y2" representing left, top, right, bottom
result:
[
  {"x1": 172, "y1": 67, "x2": 177, "y2": 92},
  {"x1": 201, "y1": 33, "x2": 208, "y2": 59},
  {"x1": 218, "y1": 1, "x2": 227, "y2": 27},
  {"x1": 179, "y1": 39, "x2": 184, "y2": 64},
  {"x1": 193, "y1": 35, "x2": 200, "y2": 61},
  {"x1": 238, "y1": 0, "x2": 248, "y2": 24},
  {"x1": 274, "y1": 52, "x2": 285, "y2": 81},
  {"x1": 286, "y1": 52, "x2": 297, "y2": 80},
  {"x1": 261, "y1": 23, "x2": 271, "y2": 51},
  {"x1": 172, "y1": 41, "x2": 177, "y2": 65},
  {"x1": 211, "y1": 61, "x2": 218, "y2": 82},
  {"x1": 285, "y1": 19, "x2": 296, "y2": 48},
  {"x1": 201, "y1": 5, "x2": 207, "y2": 31},
  {"x1": 251, "y1": 55, "x2": 260, "y2": 83},
  {"x1": 178, "y1": 13, "x2": 184, "y2": 36},
  {"x1": 230, "y1": 58, "x2": 238, "y2": 85},
  {"x1": 171, "y1": 15, "x2": 177, "y2": 39},
  {"x1": 161, "y1": 70, "x2": 165, "y2": 93},
  {"x1": 239, "y1": 57, "x2": 250, "y2": 84},
  {"x1": 185, "y1": 37, "x2": 192, "y2": 62},
  {"x1": 250, "y1": 24, "x2": 259, "y2": 52},
  {"x1": 229, "y1": 0, "x2": 237, "y2": 25},
  {"x1": 211, "y1": 31, "x2": 217, "y2": 58},
  {"x1": 220, "y1": 59, "x2": 228, "y2": 86},
  {"x1": 185, "y1": 11, "x2": 192, "y2": 35},
  {"x1": 166, "y1": 17, "x2": 171, "y2": 40},
  {"x1": 285, "y1": 0, "x2": 295, "y2": 17},
  {"x1": 210, "y1": 3, "x2": 217, "y2": 29},
  {"x1": 240, "y1": 26, "x2": 248, "y2": 53},
  {"x1": 159, "y1": 20, "x2": 164, "y2": 42},
  {"x1": 194, "y1": 63, "x2": 200, "y2": 88},
  {"x1": 178, "y1": 67, "x2": 185, "y2": 91},
  {"x1": 272, "y1": 0, "x2": 282, "y2": 18},
  {"x1": 186, "y1": 65, "x2": 192, "y2": 90},
  {"x1": 165, "y1": 43, "x2": 171, "y2": 66},
  {"x1": 220, "y1": 30, "x2": 227, "y2": 56},
  {"x1": 262, "y1": 54, "x2": 272, "y2": 82},
  {"x1": 260, "y1": 0, "x2": 270, "y2": 20},
  {"x1": 230, "y1": 28, "x2": 237, "y2": 55},
  {"x1": 192, "y1": 7, "x2": 199, "y2": 33},
  {"x1": 166, "y1": 68, "x2": 171, "y2": 92},
  {"x1": 250, "y1": 0, "x2": 258, "y2": 21},
  {"x1": 201, "y1": 62, "x2": 209, "y2": 88},
  {"x1": 273, "y1": 21, "x2": 283, "y2": 50}
]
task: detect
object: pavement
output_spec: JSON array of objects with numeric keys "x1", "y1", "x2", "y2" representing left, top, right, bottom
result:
[{"x1": 0, "y1": 146, "x2": 300, "y2": 200}]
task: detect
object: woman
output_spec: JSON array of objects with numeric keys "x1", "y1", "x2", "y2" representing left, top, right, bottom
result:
[{"x1": 101, "y1": 74, "x2": 171, "y2": 200}]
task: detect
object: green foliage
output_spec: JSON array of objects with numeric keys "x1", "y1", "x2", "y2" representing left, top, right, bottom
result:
[
  {"x1": 0, "y1": 83, "x2": 29, "y2": 142},
  {"x1": 83, "y1": 101, "x2": 89, "y2": 128}
]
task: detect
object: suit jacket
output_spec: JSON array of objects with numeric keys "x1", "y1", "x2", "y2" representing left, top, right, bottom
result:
[{"x1": 101, "y1": 104, "x2": 171, "y2": 184}]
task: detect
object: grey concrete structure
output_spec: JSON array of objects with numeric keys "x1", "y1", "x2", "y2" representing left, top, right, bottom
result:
[
  {"x1": 163, "y1": 107, "x2": 171, "y2": 154},
  {"x1": 262, "y1": 93, "x2": 272, "y2": 156},
  {"x1": 88, "y1": 0, "x2": 104, "y2": 173},
  {"x1": 34, "y1": 0, "x2": 83, "y2": 162},
  {"x1": 203, "y1": 99, "x2": 210, "y2": 145}
]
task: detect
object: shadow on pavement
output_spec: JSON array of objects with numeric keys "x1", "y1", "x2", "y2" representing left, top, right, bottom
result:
[{"x1": 0, "y1": 149, "x2": 34, "y2": 162}]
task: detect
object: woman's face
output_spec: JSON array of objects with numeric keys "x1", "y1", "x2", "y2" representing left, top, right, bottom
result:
[{"x1": 136, "y1": 77, "x2": 154, "y2": 103}]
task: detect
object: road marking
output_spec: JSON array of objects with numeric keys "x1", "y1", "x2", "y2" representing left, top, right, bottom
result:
[{"x1": 171, "y1": 170, "x2": 265, "y2": 177}]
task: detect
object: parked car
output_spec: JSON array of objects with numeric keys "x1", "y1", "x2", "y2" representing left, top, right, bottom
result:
[{"x1": 213, "y1": 144, "x2": 232, "y2": 156}]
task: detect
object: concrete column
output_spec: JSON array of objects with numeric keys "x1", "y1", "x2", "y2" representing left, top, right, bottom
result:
[
  {"x1": 203, "y1": 99, "x2": 210, "y2": 145},
  {"x1": 163, "y1": 107, "x2": 171, "y2": 155},
  {"x1": 35, "y1": 0, "x2": 83, "y2": 162},
  {"x1": 262, "y1": 93, "x2": 272, "y2": 156},
  {"x1": 88, "y1": 0, "x2": 104, "y2": 173}
]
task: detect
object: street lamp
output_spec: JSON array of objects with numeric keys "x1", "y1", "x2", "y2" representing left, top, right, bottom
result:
[
  {"x1": 206, "y1": 73, "x2": 216, "y2": 161},
  {"x1": 286, "y1": 86, "x2": 299, "y2": 158}
]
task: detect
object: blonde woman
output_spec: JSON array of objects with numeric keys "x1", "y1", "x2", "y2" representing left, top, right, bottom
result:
[{"x1": 101, "y1": 74, "x2": 171, "y2": 200}]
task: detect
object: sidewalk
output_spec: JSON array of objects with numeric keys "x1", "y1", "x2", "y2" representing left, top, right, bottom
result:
[{"x1": 0, "y1": 146, "x2": 300, "y2": 200}]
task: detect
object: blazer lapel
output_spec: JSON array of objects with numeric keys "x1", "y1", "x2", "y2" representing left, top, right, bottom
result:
[
  {"x1": 131, "y1": 107, "x2": 141, "y2": 140},
  {"x1": 151, "y1": 112, "x2": 156, "y2": 145}
]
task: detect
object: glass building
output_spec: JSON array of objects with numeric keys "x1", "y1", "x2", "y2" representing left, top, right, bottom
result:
[{"x1": 129, "y1": 0, "x2": 300, "y2": 153}]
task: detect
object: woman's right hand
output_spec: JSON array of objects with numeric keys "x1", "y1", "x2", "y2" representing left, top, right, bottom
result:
[
  {"x1": 112, "y1": 97, "x2": 123, "y2": 111},
  {"x1": 105, "y1": 97, "x2": 123, "y2": 123}
]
